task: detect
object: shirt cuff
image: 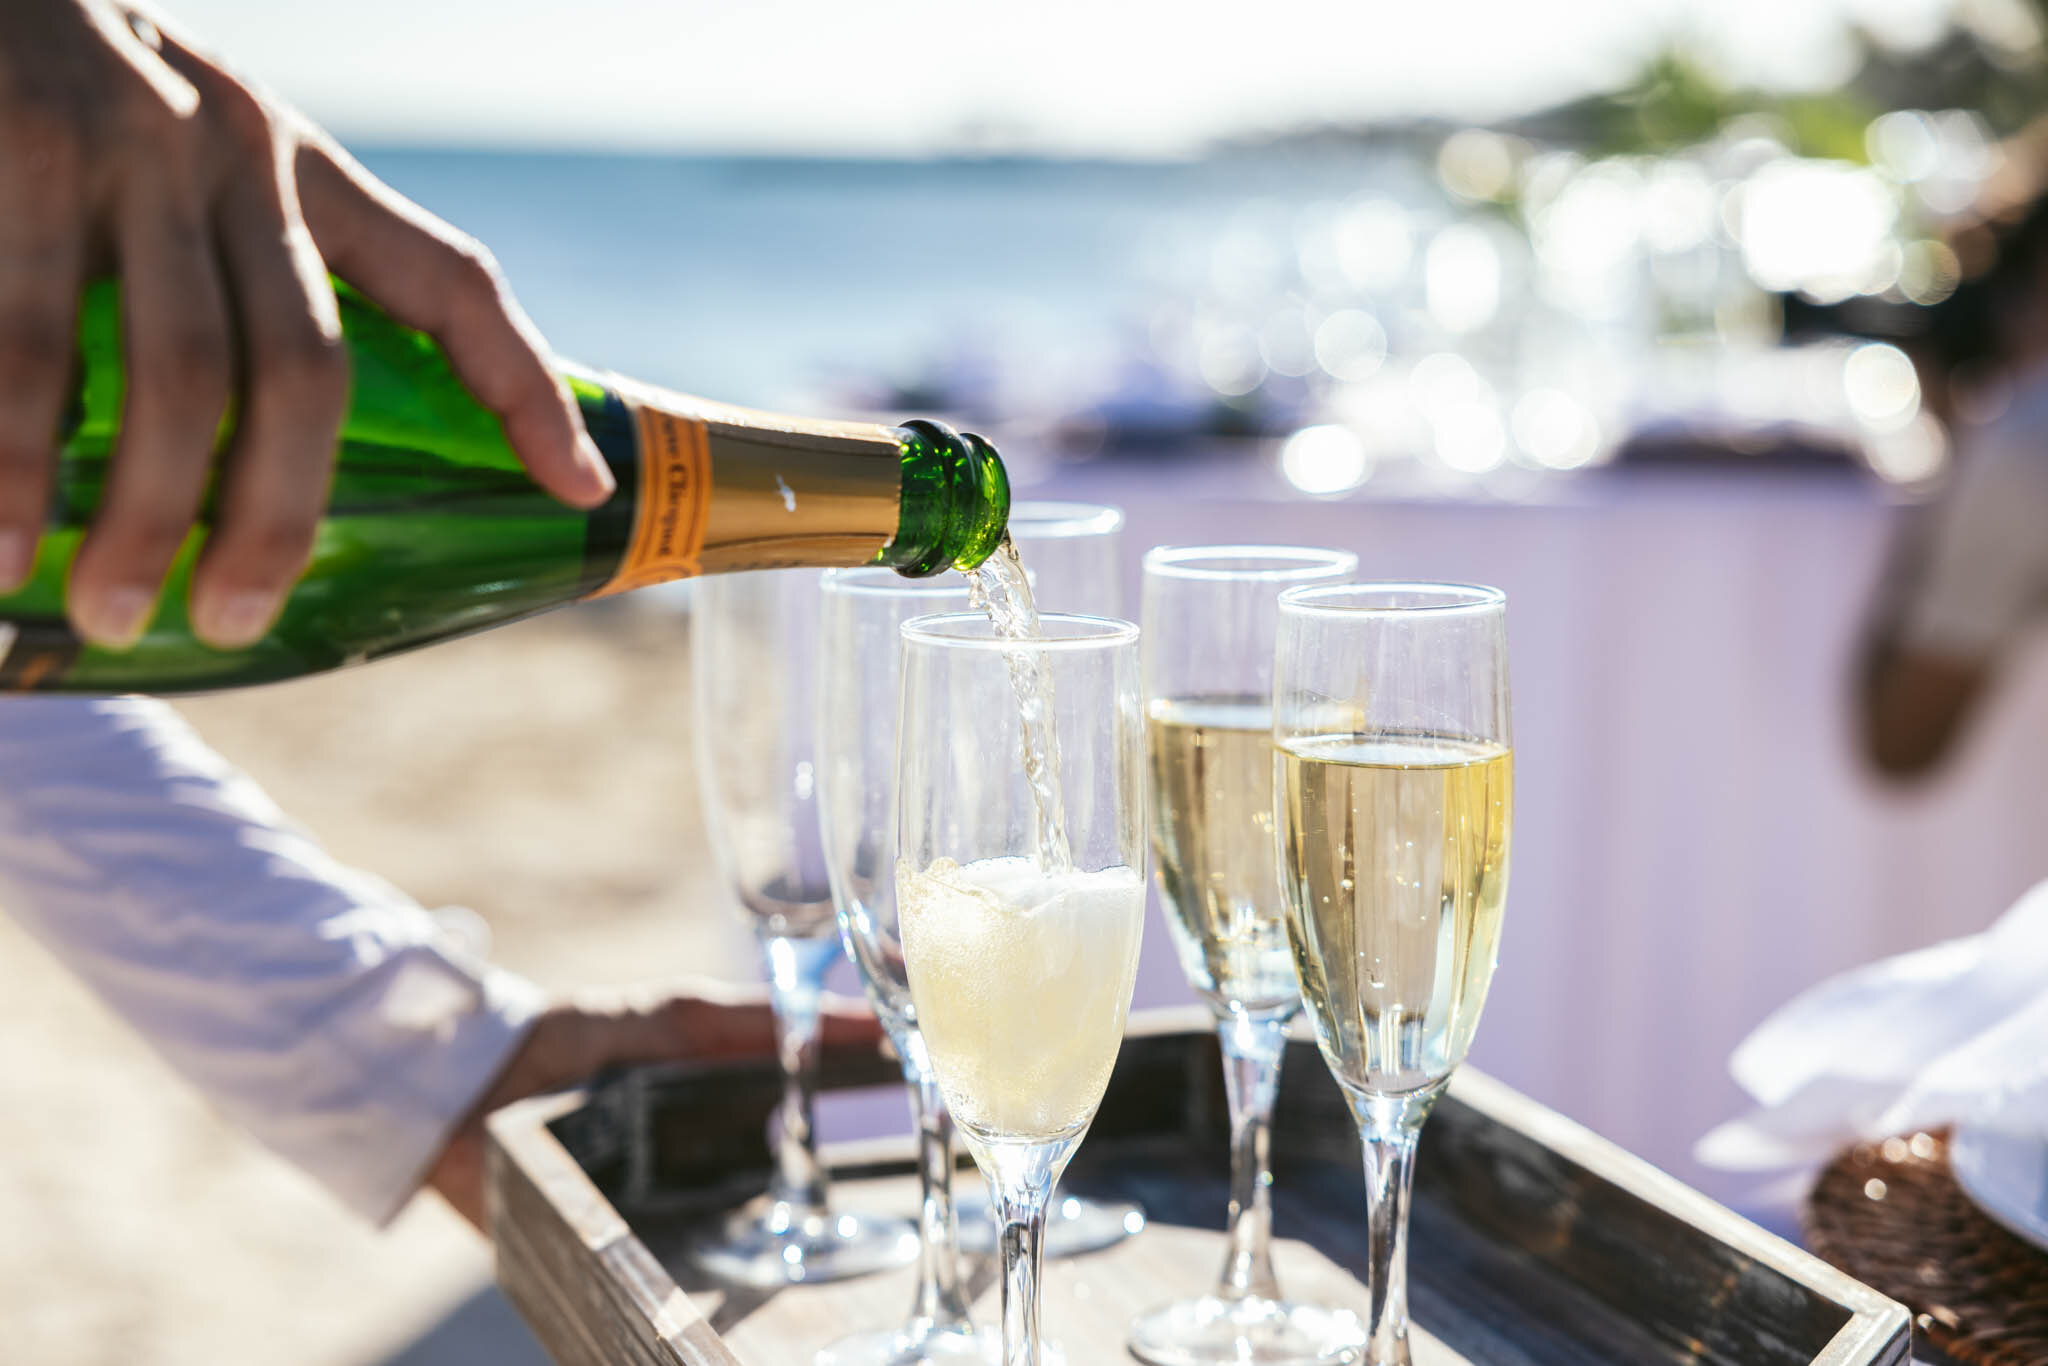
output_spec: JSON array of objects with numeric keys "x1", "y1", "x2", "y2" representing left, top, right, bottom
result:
[{"x1": 315, "y1": 946, "x2": 547, "y2": 1225}]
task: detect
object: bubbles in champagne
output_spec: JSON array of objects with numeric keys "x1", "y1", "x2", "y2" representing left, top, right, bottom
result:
[
  {"x1": 898, "y1": 855, "x2": 1145, "y2": 1144},
  {"x1": 1147, "y1": 698, "x2": 1300, "y2": 1014},
  {"x1": 964, "y1": 536, "x2": 1073, "y2": 874},
  {"x1": 1279, "y1": 735, "x2": 1512, "y2": 1097}
]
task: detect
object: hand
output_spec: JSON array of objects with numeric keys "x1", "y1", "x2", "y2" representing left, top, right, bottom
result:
[
  {"x1": 424, "y1": 981, "x2": 885, "y2": 1230},
  {"x1": 0, "y1": 0, "x2": 616, "y2": 649}
]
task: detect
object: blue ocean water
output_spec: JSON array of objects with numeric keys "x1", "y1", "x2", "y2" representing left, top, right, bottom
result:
[{"x1": 356, "y1": 146, "x2": 1426, "y2": 413}]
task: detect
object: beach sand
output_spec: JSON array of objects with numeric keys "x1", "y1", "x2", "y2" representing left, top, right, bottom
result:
[{"x1": 0, "y1": 596, "x2": 763, "y2": 1366}]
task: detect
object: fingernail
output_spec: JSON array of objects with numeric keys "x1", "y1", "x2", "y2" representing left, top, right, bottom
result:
[
  {"x1": 196, "y1": 589, "x2": 282, "y2": 650},
  {"x1": 81, "y1": 586, "x2": 158, "y2": 649},
  {"x1": 0, "y1": 530, "x2": 31, "y2": 591},
  {"x1": 578, "y1": 435, "x2": 617, "y2": 498}
]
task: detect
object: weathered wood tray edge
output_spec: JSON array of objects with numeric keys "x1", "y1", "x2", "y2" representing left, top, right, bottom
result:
[
  {"x1": 484, "y1": 1008, "x2": 1910, "y2": 1366},
  {"x1": 1437, "y1": 1067, "x2": 1907, "y2": 1366}
]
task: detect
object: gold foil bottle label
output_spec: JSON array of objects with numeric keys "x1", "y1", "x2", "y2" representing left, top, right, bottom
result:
[{"x1": 592, "y1": 405, "x2": 712, "y2": 597}]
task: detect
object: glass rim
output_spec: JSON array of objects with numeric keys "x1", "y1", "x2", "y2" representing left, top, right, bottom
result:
[
  {"x1": 1278, "y1": 581, "x2": 1506, "y2": 617},
  {"x1": 821, "y1": 566, "x2": 978, "y2": 599},
  {"x1": 1143, "y1": 544, "x2": 1358, "y2": 582},
  {"x1": 900, "y1": 610, "x2": 1139, "y2": 652},
  {"x1": 1007, "y1": 500, "x2": 1126, "y2": 538}
]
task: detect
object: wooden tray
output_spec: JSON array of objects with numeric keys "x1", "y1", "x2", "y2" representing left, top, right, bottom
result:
[{"x1": 485, "y1": 1009, "x2": 1909, "y2": 1366}]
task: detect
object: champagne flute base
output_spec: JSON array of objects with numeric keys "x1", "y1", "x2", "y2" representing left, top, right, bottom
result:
[
  {"x1": 684, "y1": 1198, "x2": 918, "y2": 1288},
  {"x1": 1126, "y1": 1294, "x2": 1368, "y2": 1366},
  {"x1": 816, "y1": 1322, "x2": 1003, "y2": 1366},
  {"x1": 955, "y1": 1190, "x2": 1145, "y2": 1258}
]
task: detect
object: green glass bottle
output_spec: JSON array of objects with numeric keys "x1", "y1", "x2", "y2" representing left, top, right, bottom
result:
[{"x1": 0, "y1": 281, "x2": 1009, "y2": 694}]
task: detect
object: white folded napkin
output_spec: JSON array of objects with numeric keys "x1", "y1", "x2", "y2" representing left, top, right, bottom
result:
[{"x1": 1698, "y1": 878, "x2": 2048, "y2": 1171}]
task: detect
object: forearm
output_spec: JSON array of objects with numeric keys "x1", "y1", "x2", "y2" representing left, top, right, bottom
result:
[
  {"x1": 0, "y1": 696, "x2": 541, "y2": 1222},
  {"x1": 1861, "y1": 640, "x2": 1987, "y2": 778}
]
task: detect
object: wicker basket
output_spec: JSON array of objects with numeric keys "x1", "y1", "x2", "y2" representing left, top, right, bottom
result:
[{"x1": 1806, "y1": 1130, "x2": 2048, "y2": 1365}]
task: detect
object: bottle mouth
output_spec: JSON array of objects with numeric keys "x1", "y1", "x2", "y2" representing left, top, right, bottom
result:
[{"x1": 888, "y1": 419, "x2": 1011, "y2": 576}]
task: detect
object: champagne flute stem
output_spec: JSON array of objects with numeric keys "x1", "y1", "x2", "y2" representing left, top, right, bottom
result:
[
  {"x1": 1355, "y1": 1091, "x2": 1435, "y2": 1366},
  {"x1": 1215, "y1": 1009, "x2": 1287, "y2": 1303},
  {"x1": 996, "y1": 1185, "x2": 1052, "y2": 1366},
  {"x1": 909, "y1": 1056, "x2": 972, "y2": 1331},
  {"x1": 764, "y1": 934, "x2": 837, "y2": 1211}
]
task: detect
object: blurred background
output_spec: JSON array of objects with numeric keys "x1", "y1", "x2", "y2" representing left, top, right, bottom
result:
[{"x1": 9, "y1": 0, "x2": 2048, "y2": 1360}]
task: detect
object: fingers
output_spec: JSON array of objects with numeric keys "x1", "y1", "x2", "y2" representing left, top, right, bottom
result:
[
  {"x1": 425, "y1": 985, "x2": 891, "y2": 1235},
  {"x1": 184, "y1": 169, "x2": 349, "y2": 648},
  {"x1": 0, "y1": 104, "x2": 86, "y2": 591},
  {"x1": 641, "y1": 994, "x2": 776, "y2": 1062},
  {"x1": 65, "y1": 178, "x2": 232, "y2": 645},
  {"x1": 618, "y1": 989, "x2": 885, "y2": 1065},
  {"x1": 47, "y1": 21, "x2": 345, "y2": 647},
  {"x1": 661, "y1": 979, "x2": 886, "y2": 1058},
  {"x1": 525, "y1": 983, "x2": 886, "y2": 1088},
  {"x1": 424, "y1": 1138, "x2": 488, "y2": 1233},
  {"x1": 297, "y1": 143, "x2": 613, "y2": 507}
]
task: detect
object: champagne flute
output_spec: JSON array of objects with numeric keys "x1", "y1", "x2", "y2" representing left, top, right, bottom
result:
[
  {"x1": 898, "y1": 612, "x2": 1147, "y2": 1366},
  {"x1": 1129, "y1": 547, "x2": 1366, "y2": 1366},
  {"x1": 817, "y1": 569, "x2": 993, "y2": 1366},
  {"x1": 1272, "y1": 584, "x2": 1513, "y2": 1366},
  {"x1": 686, "y1": 569, "x2": 919, "y2": 1287},
  {"x1": 967, "y1": 498, "x2": 1144, "y2": 1254},
  {"x1": 1006, "y1": 501, "x2": 1127, "y2": 616}
]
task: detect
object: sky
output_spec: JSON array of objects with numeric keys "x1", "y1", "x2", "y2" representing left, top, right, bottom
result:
[{"x1": 168, "y1": 0, "x2": 1977, "y2": 156}]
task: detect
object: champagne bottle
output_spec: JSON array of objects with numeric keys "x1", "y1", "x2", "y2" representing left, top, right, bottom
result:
[{"x1": 0, "y1": 281, "x2": 1009, "y2": 694}]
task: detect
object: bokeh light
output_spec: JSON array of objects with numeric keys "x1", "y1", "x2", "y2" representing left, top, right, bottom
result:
[
  {"x1": 1280, "y1": 424, "x2": 1372, "y2": 495},
  {"x1": 1738, "y1": 159, "x2": 1896, "y2": 302},
  {"x1": 1409, "y1": 352, "x2": 1484, "y2": 414},
  {"x1": 1511, "y1": 388, "x2": 1601, "y2": 469},
  {"x1": 1197, "y1": 323, "x2": 1265, "y2": 397},
  {"x1": 1426, "y1": 224, "x2": 1502, "y2": 333},
  {"x1": 1897, "y1": 239, "x2": 1962, "y2": 304},
  {"x1": 1259, "y1": 306, "x2": 1318, "y2": 379},
  {"x1": 1333, "y1": 198, "x2": 1414, "y2": 292},
  {"x1": 1313, "y1": 309, "x2": 1388, "y2": 382},
  {"x1": 1843, "y1": 342, "x2": 1921, "y2": 434},
  {"x1": 1435, "y1": 404, "x2": 1508, "y2": 474},
  {"x1": 1438, "y1": 129, "x2": 1519, "y2": 202},
  {"x1": 1866, "y1": 110, "x2": 1941, "y2": 183},
  {"x1": 1863, "y1": 411, "x2": 1949, "y2": 484}
]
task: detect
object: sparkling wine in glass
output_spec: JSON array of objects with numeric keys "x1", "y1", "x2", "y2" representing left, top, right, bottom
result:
[
  {"x1": 685, "y1": 569, "x2": 919, "y2": 1287},
  {"x1": 1273, "y1": 583, "x2": 1513, "y2": 1366},
  {"x1": 1128, "y1": 547, "x2": 1367, "y2": 1366},
  {"x1": 816, "y1": 568, "x2": 995, "y2": 1366},
  {"x1": 960, "y1": 502, "x2": 1144, "y2": 1254},
  {"x1": 898, "y1": 612, "x2": 1148, "y2": 1366}
]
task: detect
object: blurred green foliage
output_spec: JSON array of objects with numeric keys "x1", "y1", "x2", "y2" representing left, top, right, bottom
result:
[{"x1": 1518, "y1": 9, "x2": 2048, "y2": 162}]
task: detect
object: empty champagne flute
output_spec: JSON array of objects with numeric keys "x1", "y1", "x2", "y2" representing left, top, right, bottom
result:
[
  {"x1": 1129, "y1": 547, "x2": 1365, "y2": 1366},
  {"x1": 897, "y1": 612, "x2": 1148, "y2": 1366},
  {"x1": 1273, "y1": 584, "x2": 1513, "y2": 1366},
  {"x1": 817, "y1": 569, "x2": 993, "y2": 1366},
  {"x1": 686, "y1": 569, "x2": 919, "y2": 1287},
  {"x1": 1006, "y1": 501, "x2": 1127, "y2": 616}
]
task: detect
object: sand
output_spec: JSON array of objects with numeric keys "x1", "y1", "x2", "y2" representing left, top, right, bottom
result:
[{"x1": 0, "y1": 595, "x2": 763, "y2": 1366}]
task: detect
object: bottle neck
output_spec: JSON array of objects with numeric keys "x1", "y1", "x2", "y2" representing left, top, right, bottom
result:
[
  {"x1": 595, "y1": 380, "x2": 1008, "y2": 583},
  {"x1": 879, "y1": 419, "x2": 1010, "y2": 576}
]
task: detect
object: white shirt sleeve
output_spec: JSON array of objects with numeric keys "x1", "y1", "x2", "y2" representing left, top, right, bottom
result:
[
  {"x1": 0, "y1": 694, "x2": 544, "y2": 1224},
  {"x1": 1896, "y1": 397, "x2": 2048, "y2": 658}
]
